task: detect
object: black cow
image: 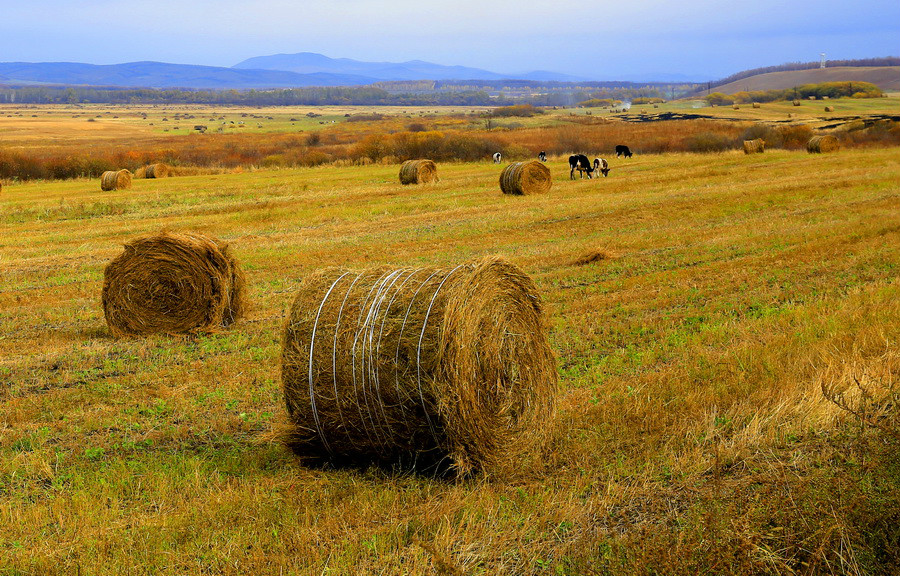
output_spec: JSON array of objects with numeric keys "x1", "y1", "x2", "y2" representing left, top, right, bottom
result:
[
  {"x1": 538, "y1": 151, "x2": 547, "y2": 162},
  {"x1": 569, "y1": 154, "x2": 596, "y2": 179},
  {"x1": 615, "y1": 145, "x2": 633, "y2": 158}
]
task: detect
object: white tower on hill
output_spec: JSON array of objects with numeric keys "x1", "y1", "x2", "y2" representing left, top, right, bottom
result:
[{"x1": 820, "y1": 53, "x2": 826, "y2": 69}]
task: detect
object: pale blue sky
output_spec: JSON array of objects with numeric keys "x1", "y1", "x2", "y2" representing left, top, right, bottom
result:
[{"x1": 1, "y1": 0, "x2": 897, "y2": 79}]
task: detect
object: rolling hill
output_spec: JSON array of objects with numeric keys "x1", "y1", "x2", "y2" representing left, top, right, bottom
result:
[{"x1": 709, "y1": 66, "x2": 900, "y2": 94}]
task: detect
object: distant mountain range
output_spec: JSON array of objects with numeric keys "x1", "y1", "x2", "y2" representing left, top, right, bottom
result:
[{"x1": 0, "y1": 53, "x2": 601, "y2": 90}]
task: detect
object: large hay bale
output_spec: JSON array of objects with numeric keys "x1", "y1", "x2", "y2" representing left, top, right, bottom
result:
[
  {"x1": 100, "y1": 169, "x2": 132, "y2": 191},
  {"x1": 807, "y1": 135, "x2": 840, "y2": 154},
  {"x1": 281, "y1": 256, "x2": 558, "y2": 474},
  {"x1": 102, "y1": 231, "x2": 246, "y2": 337},
  {"x1": 145, "y1": 163, "x2": 171, "y2": 178},
  {"x1": 500, "y1": 161, "x2": 552, "y2": 196},
  {"x1": 398, "y1": 159, "x2": 438, "y2": 185},
  {"x1": 743, "y1": 138, "x2": 765, "y2": 154}
]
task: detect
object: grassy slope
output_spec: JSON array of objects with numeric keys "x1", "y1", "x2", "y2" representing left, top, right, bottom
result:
[
  {"x1": 1, "y1": 148, "x2": 899, "y2": 574},
  {"x1": 710, "y1": 66, "x2": 900, "y2": 94}
]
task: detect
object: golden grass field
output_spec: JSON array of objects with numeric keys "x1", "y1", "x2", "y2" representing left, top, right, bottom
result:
[{"x1": 1, "y1": 101, "x2": 900, "y2": 574}]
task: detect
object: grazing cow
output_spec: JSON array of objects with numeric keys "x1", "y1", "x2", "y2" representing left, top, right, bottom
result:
[
  {"x1": 538, "y1": 151, "x2": 547, "y2": 162},
  {"x1": 595, "y1": 158, "x2": 610, "y2": 177},
  {"x1": 492, "y1": 152, "x2": 502, "y2": 163},
  {"x1": 569, "y1": 154, "x2": 596, "y2": 179},
  {"x1": 615, "y1": 145, "x2": 633, "y2": 158}
]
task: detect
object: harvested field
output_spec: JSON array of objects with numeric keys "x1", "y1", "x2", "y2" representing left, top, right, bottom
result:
[{"x1": 1, "y1": 140, "x2": 899, "y2": 575}]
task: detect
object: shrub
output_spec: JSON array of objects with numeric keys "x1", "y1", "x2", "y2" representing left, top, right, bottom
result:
[
  {"x1": 490, "y1": 104, "x2": 542, "y2": 118},
  {"x1": 685, "y1": 132, "x2": 734, "y2": 153}
]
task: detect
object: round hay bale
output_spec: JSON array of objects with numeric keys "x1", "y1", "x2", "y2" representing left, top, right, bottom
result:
[
  {"x1": 807, "y1": 135, "x2": 840, "y2": 154},
  {"x1": 145, "y1": 163, "x2": 171, "y2": 178},
  {"x1": 752, "y1": 102, "x2": 761, "y2": 108},
  {"x1": 825, "y1": 106, "x2": 834, "y2": 112},
  {"x1": 102, "y1": 231, "x2": 247, "y2": 337},
  {"x1": 100, "y1": 169, "x2": 132, "y2": 191},
  {"x1": 280, "y1": 256, "x2": 558, "y2": 474},
  {"x1": 742, "y1": 138, "x2": 765, "y2": 154},
  {"x1": 792, "y1": 99, "x2": 801, "y2": 106},
  {"x1": 500, "y1": 161, "x2": 552, "y2": 196},
  {"x1": 398, "y1": 159, "x2": 438, "y2": 185},
  {"x1": 732, "y1": 104, "x2": 740, "y2": 110}
]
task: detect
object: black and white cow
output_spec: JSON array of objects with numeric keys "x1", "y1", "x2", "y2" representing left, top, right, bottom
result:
[
  {"x1": 595, "y1": 158, "x2": 610, "y2": 177},
  {"x1": 492, "y1": 152, "x2": 502, "y2": 163},
  {"x1": 569, "y1": 154, "x2": 595, "y2": 179},
  {"x1": 615, "y1": 145, "x2": 633, "y2": 158},
  {"x1": 538, "y1": 151, "x2": 547, "y2": 162}
]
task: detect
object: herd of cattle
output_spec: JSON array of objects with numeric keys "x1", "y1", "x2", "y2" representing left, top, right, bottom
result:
[{"x1": 492, "y1": 145, "x2": 634, "y2": 179}]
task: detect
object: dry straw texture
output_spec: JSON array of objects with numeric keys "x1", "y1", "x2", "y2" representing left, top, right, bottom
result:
[
  {"x1": 145, "y1": 163, "x2": 171, "y2": 178},
  {"x1": 807, "y1": 135, "x2": 840, "y2": 154},
  {"x1": 499, "y1": 161, "x2": 552, "y2": 196},
  {"x1": 100, "y1": 169, "x2": 132, "y2": 191},
  {"x1": 752, "y1": 102, "x2": 761, "y2": 108},
  {"x1": 743, "y1": 139, "x2": 765, "y2": 154},
  {"x1": 398, "y1": 159, "x2": 438, "y2": 185},
  {"x1": 102, "y1": 231, "x2": 247, "y2": 337},
  {"x1": 280, "y1": 256, "x2": 558, "y2": 475},
  {"x1": 825, "y1": 106, "x2": 835, "y2": 112}
]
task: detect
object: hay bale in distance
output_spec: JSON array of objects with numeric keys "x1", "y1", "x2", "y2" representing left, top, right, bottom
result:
[
  {"x1": 100, "y1": 169, "x2": 132, "y2": 191},
  {"x1": 825, "y1": 106, "x2": 834, "y2": 112},
  {"x1": 280, "y1": 256, "x2": 558, "y2": 474},
  {"x1": 792, "y1": 100, "x2": 801, "y2": 106},
  {"x1": 145, "y1": 163, "x2": 171, "y2": 178},
  {"x1": 743, "y1": 139, "x2": 765, "y2": 154},
  {"x1": 733, "y1": 104, "x2": 740, "y2": 110},
  {"x1": 807, "y1": 135, "x2": 840, "y2": 154},
  {"x1": 500, "y1": 161, "x2": 552, "y2": 196},
  {"x1": 102, "y1": 231, "x2": 246, "y2": 337},
  {"x1": 752, "y1": 102, "x2": 761, "y2": 108},
  {"x1": 398, "y1": 159, "x2": 438, "y2": 185}
]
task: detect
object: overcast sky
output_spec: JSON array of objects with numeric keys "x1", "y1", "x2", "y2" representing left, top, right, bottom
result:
[{"x1": 1, "y1": 0, "x2": 897, "y2": 80}]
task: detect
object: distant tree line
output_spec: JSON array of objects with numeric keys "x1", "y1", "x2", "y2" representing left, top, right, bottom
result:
[
  {"x1": 0, "y1": 82, "x2": 677, "y2": 107},
  {"x1": 705, "y1": 81, "x2": 884, "y2": 105},
  {"x1": 708, "y1": 57, "x2": 899, "y2": 90}
]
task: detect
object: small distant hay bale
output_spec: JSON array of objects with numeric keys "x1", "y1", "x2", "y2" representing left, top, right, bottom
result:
[
  {"x1": 102, "y1": 231, "x2": 247, "y2": 337},
  {"x1": 807, "y1": 135, "x2": 840, "y2": 154},
  {"x1": 752, "y1": 102, "x2": 761, "y2": 108},
  {"x1": 792, "y1": 100, "x2": 801, "y2": 106},
  {"x1": 280, "y1": 256, "x2": 558, "y2": 474},
  {"x1": 145, "y1": 163, "x2": 171, "y2": 178},
  {"x1": 500, "y1": 161, "x2": 552, "y2": 196},
  {"x1": 100, "y1": 169, "x2": 132, "y2": 191},
  {"x1": 732, "y1": 104, "x2": 740, "y2": 110},
  {"x1": 743, "y1": 138, "x2": 765, "y2": 154},
  {"x1": 825, "y1": 106, "x2": 834, "y2": 112},
  {"x1": 398, "y1": 159, "x2": 438, "y2": 185}
]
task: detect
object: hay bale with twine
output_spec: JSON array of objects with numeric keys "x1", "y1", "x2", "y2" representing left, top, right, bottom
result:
[
  {"x1": 398, "y1": 159, "x2": 438, "y2": 185},
  {"x1": 280, "y1": 256, "x2": 558, "y2": 474},
  {"x1": 102, "y1": 231, "x2": 246, "y2": 337},
  {"x1": 807, "y1": 135, "x2": 840, "y2": 154},
  {"x1": 500, "y1": 161, "x2": 552, "y2": 196},
  {"x1": 145, "y1": 163, "x2": 171, "y2": 178},
  {"x1": 743, "y1": 139, "x2": 765, "y2": 154},
  {"x1": 100, "y1": 169, "x2": 132, "y2": 191}
]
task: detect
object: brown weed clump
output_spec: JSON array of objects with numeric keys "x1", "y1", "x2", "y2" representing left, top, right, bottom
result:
[
  {"x1": 742, "y1": 139, "x2": 765, "y2": 154},
  {"x1": 807, "y1": 135, "x2": 840, "y2": 153},
  {"x1": 100, "y1": 169, "x2": 132, "y2": 191},
  {"x1": 573, "y1": 249, "x2": 616, "y2": 265},
  {"x1": 280, "y1": 256, "x2": 558, "y2": 475},
  {"x1": 398, "y1": 159, "x2": 438, "y2": 184},
  {"x1": 500, "y1": 160, "x2": 552, "y2": 195},
  {"x1": 102, "y1": 231, "x2": 247, "y2": 337},
  {"x1": 145, "y1": 163, "x2": 171, "y2": 178}
]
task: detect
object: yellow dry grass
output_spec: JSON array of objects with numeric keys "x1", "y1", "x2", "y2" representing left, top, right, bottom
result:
[{"x1": 1, "y1": 145, "x2": 899, "y2": 574}]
